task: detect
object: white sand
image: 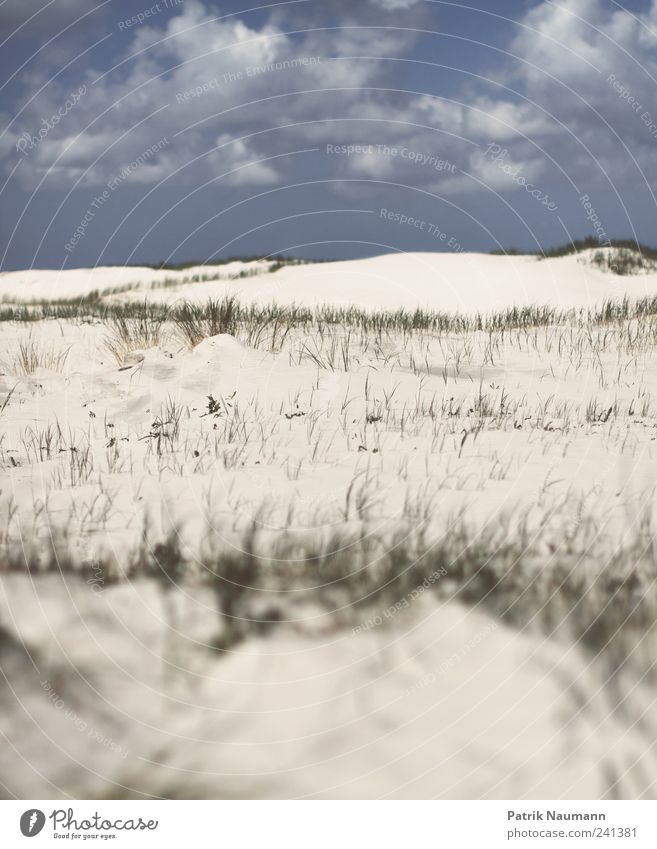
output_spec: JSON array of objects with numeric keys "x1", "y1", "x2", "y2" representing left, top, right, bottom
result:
[
  {"x1": 2, "y1": 250, "x2": 656, "y2": 311},
  {"x1": 0, "y1": 250, "x2": 656, "y2": 799}
]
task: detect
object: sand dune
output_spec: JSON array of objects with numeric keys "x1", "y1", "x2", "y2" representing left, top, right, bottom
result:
[{"x1": 2, "y1": 250, "x2": 657, "y2": 312}]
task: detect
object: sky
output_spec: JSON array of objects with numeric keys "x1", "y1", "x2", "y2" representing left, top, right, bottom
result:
[{"x1": 1, "y1": 0, "x2": 656, "y2": 269}]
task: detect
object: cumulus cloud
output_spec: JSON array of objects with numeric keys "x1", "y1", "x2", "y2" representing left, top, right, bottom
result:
[
  {"x1": 5, "y1": 0, "x2": 657, "y2": 207},
  {"x1": 4, "y1": 0, "x2": 425, "y2": 188},
  {"x1": 497, "y1": 0, "x2": 657, "y2": 190},
  {"x1": 365, "y1": 0, "x2": 657, "y2": 199},
  {"x1": 208, "y1": 135, "x2": 281, "y2": 186}
]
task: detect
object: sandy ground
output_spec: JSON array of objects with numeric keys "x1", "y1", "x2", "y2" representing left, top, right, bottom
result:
[
  {"x1": 1, "y1": 250, "x2": 657, "y2": 798},
  {"x1": 1, "y1": 573, "x2": 646, "y2": 799}
]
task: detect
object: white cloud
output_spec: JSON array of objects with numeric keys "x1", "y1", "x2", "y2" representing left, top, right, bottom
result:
[
  {"x1": 208, "y1": 135, "x2": 280, "y2": 186},
  {"x1": 6, "y1": 0, "x2": 657, "y2": 206}
]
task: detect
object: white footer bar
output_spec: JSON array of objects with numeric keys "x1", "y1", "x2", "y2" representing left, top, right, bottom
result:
[{"x1": 1, "y1": 801, "x2": 655, "y2": 848}]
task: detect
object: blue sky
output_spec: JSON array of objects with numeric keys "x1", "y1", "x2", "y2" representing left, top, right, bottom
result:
[{"x1": 1, "y1": 0, "x2": 656, "y2": 268}]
